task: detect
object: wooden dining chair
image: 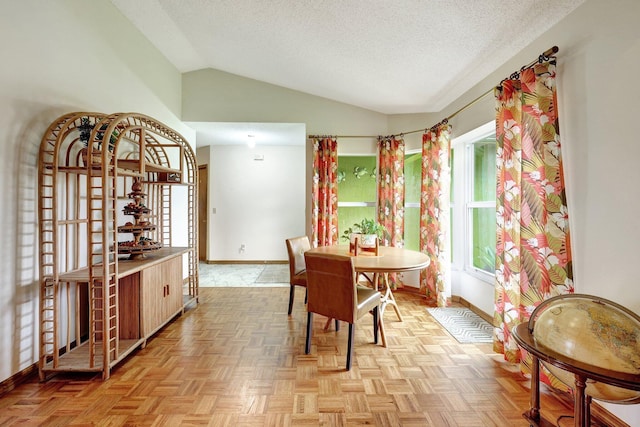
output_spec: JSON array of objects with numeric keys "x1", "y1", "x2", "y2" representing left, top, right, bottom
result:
[
  {"x1": 285, "y1": 236, "x2": 311, "y2": 315},
  {"x1": 304, "y1": 252, "x2": 385, "y2": 370}
]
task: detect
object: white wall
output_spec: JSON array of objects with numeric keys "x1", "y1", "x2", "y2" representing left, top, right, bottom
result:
[
  {"x1": 182, "y1": 68, "x2": 389, "y2": 136},
  {"x1": 0, "y1": 0, "x2": 193, "y2": 384},
  {"x1": 196, "y1": 145, "x2": 210, "y2": 166},
  {"x1": 209, "y1": 145, "x2": 306, "y2": 261},
  {"x1": 182, "y1": 69, "x2": 390, "y2": 242}
]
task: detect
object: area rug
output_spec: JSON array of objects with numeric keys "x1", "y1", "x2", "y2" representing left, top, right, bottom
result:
[
  {"x1": 199, "y1": 263, "x2": 288, "y2": 287},
  {"x1": 255, "y1": 264, "x2": 289, "y2": 283},
  {"x1": 426, "y1": 307, "x2": 493, "y2": 343}
]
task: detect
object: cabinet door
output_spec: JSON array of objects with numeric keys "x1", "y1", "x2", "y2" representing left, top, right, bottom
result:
[
  {"x1": 140, "y1": 257, "x2": 183, "y2": 336},
  {"x1": 163, "y1": 256, "x2": 183, "y2": 318},
  {"x1": 140, "y1": 263, "x2": 165, "y2": 336}
]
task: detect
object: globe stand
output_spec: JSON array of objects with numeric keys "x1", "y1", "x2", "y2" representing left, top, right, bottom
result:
[{"x1": 512, "y1": 294, "x2": 640, "y2": 427}]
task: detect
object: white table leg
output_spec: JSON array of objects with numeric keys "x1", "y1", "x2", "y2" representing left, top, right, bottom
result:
[{"x1": 376, "y1": 273, "x2": 403, "y2": 322}]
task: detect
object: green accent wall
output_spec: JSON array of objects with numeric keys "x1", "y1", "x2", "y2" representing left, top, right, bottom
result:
[
  {"x1": 337, "y1": 156, "x2": 377, "y2": 241},
  {"x1": 337, "y1": 156, "x2": 377, "y2": 201},
  {"x1": 337, "y1": 153, "x2": 423, "y2": 249}
]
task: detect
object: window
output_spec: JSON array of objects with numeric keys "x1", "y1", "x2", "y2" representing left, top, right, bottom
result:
[
  {"x1": 337, "y1": 155, "x2": 377, "y2": 240},
  {"x1": 404, "y1": 152, "x2": 421, "y2": 251},
  {"x1": 340, "y1": 150, "x2": 453, "y2": 255},
  {"x1": 339, "y1": 152, "x2": 421, "y2": 250},
  {"x1": 407, "y1": 149, "x2": 455, "y2": 259},
  {"x1": 451, "y1": 122, "x2": 496, "y2": 282},
  {"x1": 449, "y1": 149, "x2": 454, "y2": 262},
  {"x1": 467, "y1": 137, "x2": 496, "y2": 274}
]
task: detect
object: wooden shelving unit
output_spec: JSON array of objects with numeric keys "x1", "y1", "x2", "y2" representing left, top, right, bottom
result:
[{"x1": 38, "y1": 112, "x2": 198, "y2": 380}]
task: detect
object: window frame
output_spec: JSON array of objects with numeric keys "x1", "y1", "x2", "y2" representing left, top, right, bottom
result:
[
  {"x1": 403, "y1": 150, "x2": 422, "y2": 251},
  {"x1": 336, "y1": 154, "x2": 379, "y2": 241},
  {"x1": 452, "y1": 122, "x2": 496, "y2": 284}
]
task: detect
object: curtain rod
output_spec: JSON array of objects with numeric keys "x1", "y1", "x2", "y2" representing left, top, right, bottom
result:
[{"x1": 308, "y1": 46, "x2": 559, "y2": 141}]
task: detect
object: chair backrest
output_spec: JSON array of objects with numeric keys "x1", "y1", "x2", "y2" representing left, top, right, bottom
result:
[
  {"x1": 286, "y1": 236, "x2": 311, "y2": 279},
  {"x1": 304, "y1": 252, "x2": 357, "y2": 323}
]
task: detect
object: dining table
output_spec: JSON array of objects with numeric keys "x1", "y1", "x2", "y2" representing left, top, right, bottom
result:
[{"x1": 305, "y1": 244, "x2": 430, "y2": 330}]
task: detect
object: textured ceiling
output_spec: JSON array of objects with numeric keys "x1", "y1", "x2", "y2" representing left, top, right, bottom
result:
[
  {"x1": 112, "y1": 0, "x2": 584, "y2": 114},
  {"x1": 110, "y1": 0, "x2": 584, "y2": 145}
]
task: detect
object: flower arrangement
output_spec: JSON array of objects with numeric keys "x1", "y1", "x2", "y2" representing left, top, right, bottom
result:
[
  {"x1": 342, "y1": 218, "x2": 385, "y2": 254},
  {"x1": 96, "y1": 123, "x2": 118, "y2": 152},
  {"x1": 77, "y1": 117, "x2": 119, "y2": 166},
  {"x1": 78, "y1": 117, "x2": 94, "y2": 147},
  {"x1": 341, "y1": 218, "x2": 386, "y2": 241}
]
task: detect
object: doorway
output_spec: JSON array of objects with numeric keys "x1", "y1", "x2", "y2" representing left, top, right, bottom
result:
[{"x1": 198, "y1": 165, "x2": 208, "y2": 261}]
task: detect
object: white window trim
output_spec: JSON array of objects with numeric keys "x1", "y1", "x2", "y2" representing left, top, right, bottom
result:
[
  {"x1": 338, "y1": 201, "x2": 376, "y2": 207},
  {"x1": 451, "y1": 121, "x2": 496, "y2": 285},
  {"x1": 404, "y1": 149, "x2": 421, "y2": 210}
]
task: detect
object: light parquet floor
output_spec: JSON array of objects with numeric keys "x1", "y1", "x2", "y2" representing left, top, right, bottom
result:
[{"x1": 0, "y1": 287, "x2": 579, "y2": 426}]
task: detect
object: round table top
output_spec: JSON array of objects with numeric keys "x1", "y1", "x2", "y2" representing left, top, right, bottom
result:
[{"x1": 307, "y1": 244, "x2": 430, "y2": 273}]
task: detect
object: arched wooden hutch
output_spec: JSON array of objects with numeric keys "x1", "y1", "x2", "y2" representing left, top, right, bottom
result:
[{"x1": 38, "y1": 112, "x2": 198, "y2": 380}]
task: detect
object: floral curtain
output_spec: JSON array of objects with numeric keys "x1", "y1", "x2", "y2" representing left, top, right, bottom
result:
[
  {"x1": 494, "y1": 61, "x2": 573, "y2": 363},
  {"x1": 377, "y1": 136, "x2": 405, "y2": 287},
  {"x1": 377, "y1": 136, "x2": 405, "y2": 247},
  {"x1": 311, "y1": 137, "x2": 339, "y2": 247},
  {"x1": 419, "y1": 124, "x2": 452, "y2": 307}
]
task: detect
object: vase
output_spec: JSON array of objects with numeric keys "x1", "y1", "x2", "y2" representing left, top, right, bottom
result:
[{"x1": 349, "y1": 233, "x2": 378, "y2": 255}]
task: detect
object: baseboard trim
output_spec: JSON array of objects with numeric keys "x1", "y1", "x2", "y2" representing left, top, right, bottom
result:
[
  {"x1": 451, "y1": 296, "x2": 493, "y2": 325},
  {"x1": 397, "y1": 285, "x2": 422, "y2": 295},
  {"x1": 0, "y1": 363, "x2": 38, "y2": 397},
  {"x1": 592, "y1": 402, "x2": 630, "y2": 427},
  {"x1": 396, "y1": 290, "x2": 494, "y2": 325},
  {"x1": 552, "y1": 390, "x2": 629, "y2": 427}
]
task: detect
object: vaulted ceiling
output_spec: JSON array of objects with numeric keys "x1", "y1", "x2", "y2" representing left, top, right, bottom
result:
[{"x1": 111, "y1": 0, "x2": 584, "y2": 144}]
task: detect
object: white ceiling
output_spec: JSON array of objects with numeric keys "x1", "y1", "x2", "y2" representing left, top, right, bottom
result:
[
  {"x1": 185, "y1": 122, "x2": 306, "y2": 146},
  {"x1": 111, "y1": 0, "x2": 585, "y2": 145}
]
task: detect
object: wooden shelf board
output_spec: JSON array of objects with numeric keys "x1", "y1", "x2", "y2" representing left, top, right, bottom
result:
[
  {"x1": 116, "y1": 168, "x2": 144, "y2": 178},
  {"x1": 58, "y1": 247, "x2": 192, "y2": 281},
  {"x1": 116, "y1": 159, "x2": 181, "y2": 174},
  {"x1": 47, "y1": 165, "x2": 115, "y2": 175},
  {"x1": 41, "y1": 339, "x2": 142, "y2": 372},
  {"x1": 142, "y1": 181, "x2": 195, "y2": 186},
  {"x1": 183, "y1": 295, "x2": 198, "y2": 307},
  {"x1": 44, "y1": 164, "x2": 187, "y2": 184}
]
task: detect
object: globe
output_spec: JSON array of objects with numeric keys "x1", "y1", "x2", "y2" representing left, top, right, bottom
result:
[{"x1": 531, "y1": 294, "x2": 640, "y2": 403}]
